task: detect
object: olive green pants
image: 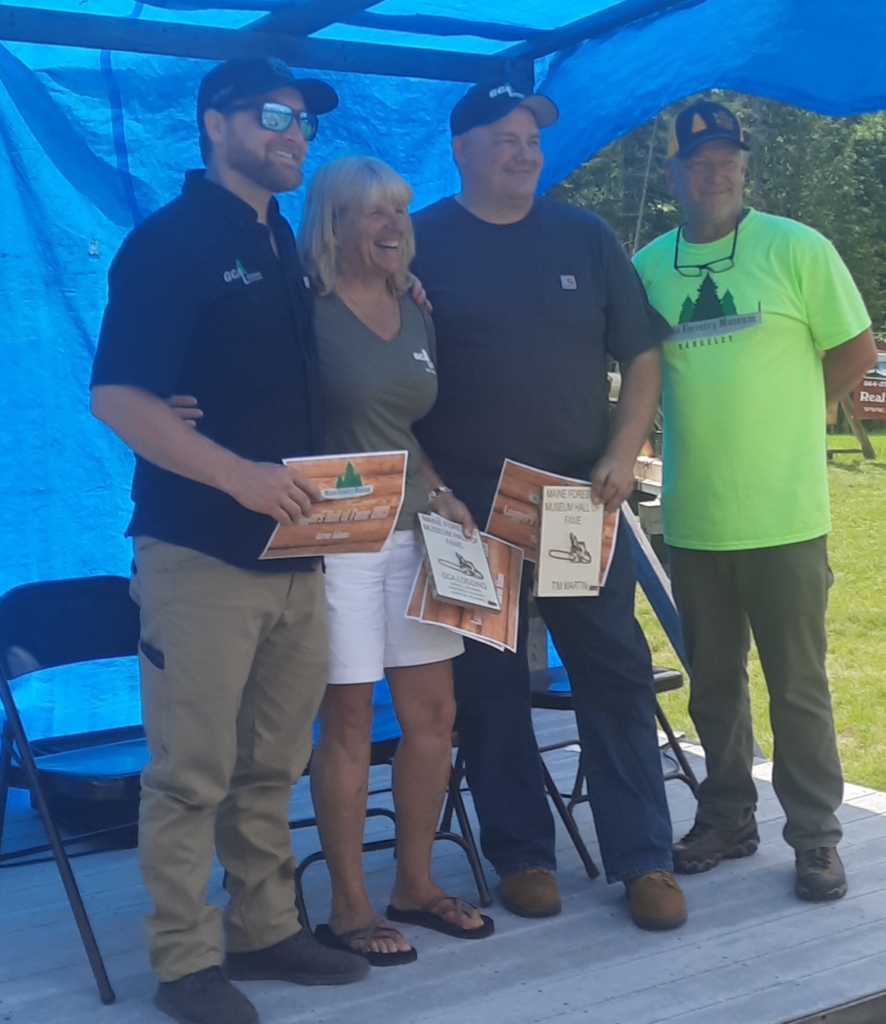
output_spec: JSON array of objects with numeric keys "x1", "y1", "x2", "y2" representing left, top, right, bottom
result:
[
  {"x1": 131, "y1": 538, "x2": 329, "y2": 982},
  {"x1": 669, "y1": 536, "x2": 843, "y2": 851}
]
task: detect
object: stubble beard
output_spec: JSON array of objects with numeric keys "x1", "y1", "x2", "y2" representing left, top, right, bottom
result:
[{"x1": 227, "y1": 137, "x2": 303, "y2": 194}]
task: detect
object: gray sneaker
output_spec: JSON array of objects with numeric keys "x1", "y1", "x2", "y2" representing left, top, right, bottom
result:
[
  {"x1": 154, "y1": 966, "x2": 259, "y2": 1024},
  {"x1": 224, "y1": 929, "x2": 369, "y2": 986},
  {"x1": 795, "y1": 847, "x2": 847, "y2": 902},
  {"x1": 673, "y1": 818, "x2": 760, "y2": 874}
]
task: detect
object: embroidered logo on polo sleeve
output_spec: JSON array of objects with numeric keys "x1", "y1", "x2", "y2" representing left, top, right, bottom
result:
[{"x1": 560, "y1": 275, "x2": 577, "y2": 290}]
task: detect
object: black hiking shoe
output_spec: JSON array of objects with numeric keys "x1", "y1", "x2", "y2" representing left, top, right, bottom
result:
[
  {"x1": 224, "y1": 929, "x2": 369, "y2": 986},
  {"x1": 672, "y1": 818, "x2": 760, "y2": 874},
  {"x1": 154, "y1": 966, "x2": 259, "y2": 1024},
  {"x1": 795, "y1": 847, "x2": 847, "y2": 902}
]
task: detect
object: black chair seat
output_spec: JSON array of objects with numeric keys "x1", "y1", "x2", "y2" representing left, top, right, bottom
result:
[
  {"x1": 530, "y1": 664, "x2": 684, "y2": 705},
  {"x1": 15, "y1": 728, "x2": 147, "y2": 800}
]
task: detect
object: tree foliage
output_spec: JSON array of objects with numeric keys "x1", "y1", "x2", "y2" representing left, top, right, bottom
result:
[{"x1": 547, "y1": 92, "x2": 886, "y2": 330}]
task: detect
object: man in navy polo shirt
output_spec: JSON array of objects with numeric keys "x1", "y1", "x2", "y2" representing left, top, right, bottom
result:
[
  {"x1": 413, "y1": 81, "x2": 687, "y2": 930},
  {"x1": 91, "y1": 58, "x2": 366, "y2": 1024}
]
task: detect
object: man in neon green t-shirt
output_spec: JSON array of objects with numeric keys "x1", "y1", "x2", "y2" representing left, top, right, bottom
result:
[{"x1": 633, "y1": 100, "x2": 876, "y2": 903}]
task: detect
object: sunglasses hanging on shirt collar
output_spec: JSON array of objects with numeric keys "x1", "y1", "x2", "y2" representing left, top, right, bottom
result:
[
  {"x1": 225, "y1": 101, "x2": 320, "y2": 141},
  {"x1": 673, "y1": 218, "x2": 740, "y2": 278}
]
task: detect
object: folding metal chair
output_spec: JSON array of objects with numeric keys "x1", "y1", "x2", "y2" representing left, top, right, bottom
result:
[
  {"x1": 0, "y1": 575, "x2": 142, "y2": 1005},
  {"x1": 291, "y1": 683, "x2": 491, "y2": 928},
  {"x1": 529, "y1": 664, "x2": 699, "y2": 878}
]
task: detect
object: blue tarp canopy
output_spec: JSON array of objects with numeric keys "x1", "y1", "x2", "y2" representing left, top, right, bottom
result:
[{"x1": 1, "y1": 0, "x2": 885, "y2": 737}]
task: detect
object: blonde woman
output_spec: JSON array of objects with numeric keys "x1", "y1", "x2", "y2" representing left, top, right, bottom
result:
[{"x1": 298, "y1": 156, "x2": 494, "y2": 965}]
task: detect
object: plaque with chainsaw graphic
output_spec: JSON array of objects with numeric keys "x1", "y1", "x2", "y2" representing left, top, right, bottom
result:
[
  {"x1": 406, "y1": 533, "x2": 522, "y2": 652},
  {"x1": 534, "y1": 485, "x2": 603, "y2": 598},
  {"x1": 416, "y1": 513, "x2": 501, "y2": 613}
]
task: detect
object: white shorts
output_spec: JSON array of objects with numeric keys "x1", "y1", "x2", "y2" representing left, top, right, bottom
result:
[{"x1": 324, "y1": 530, "x2": 465, "y2": 685}]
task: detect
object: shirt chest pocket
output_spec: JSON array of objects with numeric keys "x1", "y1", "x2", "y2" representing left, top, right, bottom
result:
[{"x1": 538, "y1": 266, "x2": 606, "y2": 338}]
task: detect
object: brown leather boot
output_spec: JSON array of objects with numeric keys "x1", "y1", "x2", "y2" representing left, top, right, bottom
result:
[
  {"x1": 500, "y1": 868, "x2": 561, "y2": 917},
  {"x1": 625, "y1": 871, "x2": 687, "y2": 931}
]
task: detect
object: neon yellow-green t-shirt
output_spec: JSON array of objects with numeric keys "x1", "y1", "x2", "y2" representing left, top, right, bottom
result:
[{"x1": 633, "y1": 209, "x2": 870, "y2": 550}]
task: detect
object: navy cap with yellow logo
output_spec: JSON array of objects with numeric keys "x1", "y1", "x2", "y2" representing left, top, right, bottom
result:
[{"x1": 667, "y1": 100, "x2": 749, "y2": 159}]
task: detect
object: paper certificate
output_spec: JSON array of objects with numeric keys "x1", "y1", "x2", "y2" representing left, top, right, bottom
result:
[
  {"x1": 406, "y1": 533, "x2": 523, "y2": 652},
  {"x1": 534, "y1": 485, "x2": 603, "y2": 598},
  {"x1": 486, "y1": 458, "x2": 619, "y2": 583},
  {"x1": 416, "y1": 513, "x2": 501, "y2": 613},
  {"x1": 483, "y1": 460, "x2": 614, "y2": 589},
  {"x1": 260, "y1": 450, "x2": 407, "y2": 560}
]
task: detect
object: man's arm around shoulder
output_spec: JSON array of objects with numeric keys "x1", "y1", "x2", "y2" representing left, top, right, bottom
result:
[{"x1": 91, "y1": 385, "x2": 320, "y2": 525}]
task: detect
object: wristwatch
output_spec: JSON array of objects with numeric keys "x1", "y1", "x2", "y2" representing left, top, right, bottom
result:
[{"x1": 428, "y1": 485, "x2": 453, "y2": 503}]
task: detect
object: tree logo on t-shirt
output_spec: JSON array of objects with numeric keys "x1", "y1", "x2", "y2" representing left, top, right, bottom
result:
[
  {"x1": 671, "y1": 273, "x2": 762, "y2": 350},
  {"x1": 678, "y1": 275, "x2": 738, "y2": 323}
]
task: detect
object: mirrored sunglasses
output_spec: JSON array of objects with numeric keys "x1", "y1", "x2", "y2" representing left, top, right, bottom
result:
[{"x1": 227, "y1": 102, "x2": 320, "y2": 141}]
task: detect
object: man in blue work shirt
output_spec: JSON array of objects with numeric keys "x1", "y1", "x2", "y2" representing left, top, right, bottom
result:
[{"x1": 413, "y1": 80, "x2": 687, "y2": 932}]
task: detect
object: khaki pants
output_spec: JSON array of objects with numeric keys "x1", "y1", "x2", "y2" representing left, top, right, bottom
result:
[
  {"x1": 669, "y1": 536, "x2": 843, "y2": 852},
  {"x1": 131, "y1": 538, "x2": 328, "y2": 982}
]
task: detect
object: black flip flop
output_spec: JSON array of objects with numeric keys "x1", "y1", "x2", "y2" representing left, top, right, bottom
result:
[
  {"x1": 386, "y1": 896, "x2": 495, "y2": 940},
  {"x1": 314, "y1": 922, "x2": 417, "y2": 967}
]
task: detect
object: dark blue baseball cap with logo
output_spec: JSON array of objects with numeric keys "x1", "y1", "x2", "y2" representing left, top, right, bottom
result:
[
  {"x1": 197, "y1": 57, "x2": 339, "y2": 128},
  {"x1": 668, "y1": 99, "x2": 749, "y2": 159},
  {"x1": 450, "y1": 79, "x2": 559, "y2": 137}
]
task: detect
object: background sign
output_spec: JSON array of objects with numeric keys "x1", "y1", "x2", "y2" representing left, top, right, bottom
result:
[{"x1": 852, "y1": 347, "x2": 886, "y2": 422}]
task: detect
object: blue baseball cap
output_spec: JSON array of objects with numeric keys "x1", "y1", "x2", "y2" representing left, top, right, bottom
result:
[
  {"x1": 668, "y1": 100, "x2": 749, "y2": 159},
  {"x1": 450, "y1": 79, "x2": 559, "y2": 137},
  {"x1": 197, "y1": 57, "x2": 339, "y2": 128}
]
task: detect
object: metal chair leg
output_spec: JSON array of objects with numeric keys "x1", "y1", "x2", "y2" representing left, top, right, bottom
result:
[
  {"x1": 294, "y1": 867, "x2": 311, "y2": 932},
  {"x1": 538, "y1": 755, "x2": 599, "y2": 880},
  {"x1": 439, "y1": 747, "x2": 464, "y2": 834},
  {"x1": 0, "y1": 718, "x2": 14, "y2": 852},
  {"x1": 445, "y1": 768, "x2": 492, "y2": 906},
  {"x1": 0, "y1": 680, "x2": 115, "y2": 1004},
  {"x1": 655, "y1": 699, "x2": 699, "y2": 796}
]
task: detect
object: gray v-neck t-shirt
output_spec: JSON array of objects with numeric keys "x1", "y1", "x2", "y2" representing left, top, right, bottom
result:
[{"x1": 315, "y1": 292, "x2": 438, "y2": 529}]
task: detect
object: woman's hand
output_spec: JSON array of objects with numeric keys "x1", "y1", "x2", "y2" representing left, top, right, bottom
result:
[
  {"x1": 429, "y1": 491, "x2": 476, "y2": 538},
  {"x1": 167, "y1": 394, "x2": 203, "y2": 428}
]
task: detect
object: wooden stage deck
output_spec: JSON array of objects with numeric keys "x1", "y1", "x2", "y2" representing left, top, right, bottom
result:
[{"x1": 3, "y1": 710, "x2": 886, "y2": 1024}]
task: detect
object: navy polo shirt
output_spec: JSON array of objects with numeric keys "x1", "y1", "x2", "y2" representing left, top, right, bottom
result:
[
  {"x1": 92, "y1": 171, "x2": 323, "y2": 570},
  {"x1": 411, "y1": 196, "x2": 670, "y2": 519}
]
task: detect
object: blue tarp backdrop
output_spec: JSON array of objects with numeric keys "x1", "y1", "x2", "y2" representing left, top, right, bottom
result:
[{"x1": 1, "y1": 0, "x2": 885, "y2": 742}]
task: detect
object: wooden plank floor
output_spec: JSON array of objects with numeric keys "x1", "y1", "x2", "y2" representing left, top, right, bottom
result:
[{"x1": 2, "y1": 710, "x2": 886, "y2": 1024}]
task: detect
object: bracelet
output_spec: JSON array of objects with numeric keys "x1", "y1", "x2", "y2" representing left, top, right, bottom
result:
[{"x1": 428, "y1": 485, "x2": 453, "y2": 503}]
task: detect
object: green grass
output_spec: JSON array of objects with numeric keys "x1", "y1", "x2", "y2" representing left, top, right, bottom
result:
[{"x1": 640, "y1": 429, "x2": 886, "y2": 791}]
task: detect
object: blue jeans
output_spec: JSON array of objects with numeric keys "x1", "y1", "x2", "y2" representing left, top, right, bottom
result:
[{"x1": 452, "y1": 502, "x2": 674, "y2": 883}]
